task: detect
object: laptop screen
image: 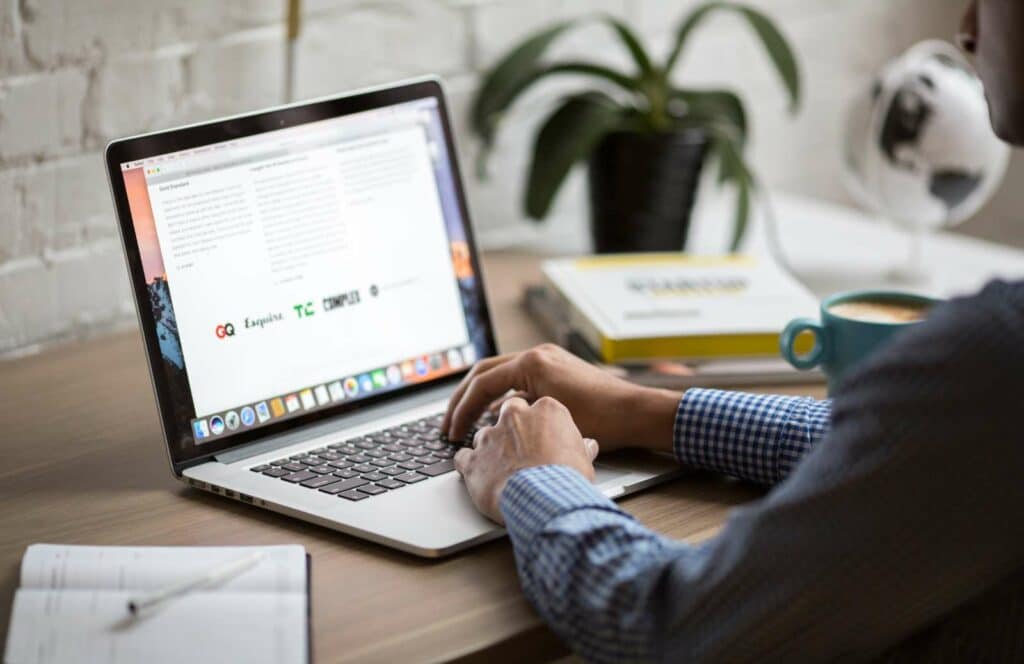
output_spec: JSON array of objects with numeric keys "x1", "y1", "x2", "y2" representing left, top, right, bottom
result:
[{"x1": 115, "y1": 93, "x2": 491, "y2": 461}]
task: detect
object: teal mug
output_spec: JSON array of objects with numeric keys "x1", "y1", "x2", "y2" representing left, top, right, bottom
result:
[{"x1": 780, "y1": 290, "x2": 941, "y2": 393}]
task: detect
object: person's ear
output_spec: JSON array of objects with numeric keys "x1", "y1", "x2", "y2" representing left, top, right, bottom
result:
[{"x1": 958, "y1": 0, "x2": 979, "y2": 54}]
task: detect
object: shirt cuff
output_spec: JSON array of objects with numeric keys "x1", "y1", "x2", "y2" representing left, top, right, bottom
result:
[{"x1": 500, "y1": 465, "x2": 624, "y2": 549}]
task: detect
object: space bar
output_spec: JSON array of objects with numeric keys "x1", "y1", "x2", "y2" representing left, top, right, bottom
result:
[{"x1": 419, "y1": 459, "x2": 455, "y2": 477}]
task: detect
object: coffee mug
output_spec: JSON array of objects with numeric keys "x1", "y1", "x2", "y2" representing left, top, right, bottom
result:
[{"x1": 780, "y1": 290, "x2": 940, "y2": 392}]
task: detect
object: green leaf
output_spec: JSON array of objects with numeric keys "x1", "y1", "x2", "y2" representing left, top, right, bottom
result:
[
  {"x1": 704, "y1": 123, "x2": 755, "y2": 251},
  {"x1": 674, "y1": 88, "x2": 747, "y2": 180},
  {"x1": 525, "y1": 92, "x2": 624, "y2": 220},
  {"x1": 471, "y1": 21, "x2": 577, "y2": 144},
  {"x1": 729, "y1": 171, "x2": 751, "y2": 252},
  {"x1": 473, "y1": 61, "x2": 638, "y2": 179},
  {"x1": 600, "y1": 15, "x2": 656, "y2": 80},
  {"x1": 664, "y1": 2, "x2": 801, "y2": 112}
]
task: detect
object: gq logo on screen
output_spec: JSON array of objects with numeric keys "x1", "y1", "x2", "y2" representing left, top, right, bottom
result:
[{"x1": 214, "y1": 322, "x2": 236, "y2": 339}]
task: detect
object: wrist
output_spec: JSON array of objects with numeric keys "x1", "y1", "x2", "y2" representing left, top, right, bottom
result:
[{"x1": 619, "y1": 386, "x2": 683, "y2": 453}]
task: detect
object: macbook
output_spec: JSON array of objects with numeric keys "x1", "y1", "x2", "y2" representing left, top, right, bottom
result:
[{"x1": 105, "y1": 78, "x2": 682, "y2": 557}]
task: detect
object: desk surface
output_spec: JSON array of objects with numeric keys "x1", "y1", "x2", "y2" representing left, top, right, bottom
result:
[{"x1": 0, "y1": 251, "x2": 824, "y2": 663}]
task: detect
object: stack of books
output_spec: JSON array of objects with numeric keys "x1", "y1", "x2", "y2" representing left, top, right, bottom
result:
[{"x1": 525, "y1": 254, "x2": 824, "y2": 389}]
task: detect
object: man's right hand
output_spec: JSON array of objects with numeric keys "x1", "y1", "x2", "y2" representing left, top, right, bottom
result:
[{"x1": 442, "y1": 344, "x2": 682, "y2": 454}]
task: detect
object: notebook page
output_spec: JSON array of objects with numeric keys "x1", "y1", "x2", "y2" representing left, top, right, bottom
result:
[
  {"x1": 4, "y1": 589, "x2": 307, "y2": 664},
  {"x1": 19, "y1": 545, "x2": 306, "y2": 594}
]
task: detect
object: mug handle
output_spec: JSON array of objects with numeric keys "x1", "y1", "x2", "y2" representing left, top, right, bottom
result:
[{"x1": 780, "y1": 318, "x2": 829, "y2": 370}]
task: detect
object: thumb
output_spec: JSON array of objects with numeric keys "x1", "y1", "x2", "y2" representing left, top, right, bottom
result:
[{"x1": 583, "y1": 438, "x2": 600, "y2": 461}]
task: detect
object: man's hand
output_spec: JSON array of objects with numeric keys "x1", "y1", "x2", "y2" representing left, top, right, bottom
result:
[
  {"x1": 454, "y1": 396, "x2": 599, "y2": 523},
  {"x1": 443, "y1": 344, "x2": 681, "y2": 453}
]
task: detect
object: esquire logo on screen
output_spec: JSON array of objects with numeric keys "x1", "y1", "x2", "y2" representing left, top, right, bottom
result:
[{"x1": 214, "y1": 312, "x2": 283, "y2": 339}]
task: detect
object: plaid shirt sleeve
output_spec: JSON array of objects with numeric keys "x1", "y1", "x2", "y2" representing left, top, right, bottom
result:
[
  {"x1": 499, "y1": 391, "x2": 832, "y2": 662},
  {"x1": 675, "y1": 388, "x2": 832, "y2": 485}
]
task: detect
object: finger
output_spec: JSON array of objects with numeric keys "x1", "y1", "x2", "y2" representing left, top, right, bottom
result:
[
  {"x1": 497, "y1": 395, "x2": 530, "y2": 423},
  {"x1": 486, "y1": 390, "x2": 529, "y2": 415},
  {"x1": 583, "y1": 438, "x2": 600, "y2": 461},
  {"x1": 442, "y1": 353, "x2": 516, "y2": 433},
  {"x1": 454, "y1": 447, "x2": 473, "y2": 475},
  {"x1": 448, "y1": 360, "x2": 525, "y2": 440},
  {"x1": 471, "y1": 425, "x2": 492, "y2": 450}
]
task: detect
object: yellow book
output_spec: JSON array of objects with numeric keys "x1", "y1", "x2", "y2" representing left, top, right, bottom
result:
[{"x1": 541, "y1": 254, "x2": 819, "y2": 364}]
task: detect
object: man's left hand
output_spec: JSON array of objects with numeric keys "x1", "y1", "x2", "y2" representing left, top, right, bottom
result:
[{"x1": 454, "y1": 396, "x2": 599, "y2": 524}]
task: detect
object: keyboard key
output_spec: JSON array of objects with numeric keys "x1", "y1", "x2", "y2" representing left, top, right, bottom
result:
[
  {"x1": 352, "y1": 464, "x2": 375, "y2": 473},
  {"x1": 282, "y1": 470, "x2": 317, "y2": 483},
  {"x1": 398, "y1": 461, "x2": 423, "y2": 471},
  {"x1": 310, "y1": 466, "x2": 334, "y2": 475},
  {"x1": 364, "y1": 449, "x2": 386, "y2": 459},
  {"x1": 423, "y1": 442, "x2": 445, "y2": 451},
  {"x1": 271, "y1": 459, "x2": 289, "y2": 466},
  {"x1": 339, "y1": 489, "x2": 369, "y2": 501},
  {"x1": 322, "y1": 478, "x2": 368, "y2": 494},
  {"x1": 419, "y1": 456, "x2": 441, "y2": 466},
  {"x1": 433, "y1": 448, "x2": 456, "y2": 459},
  {"x1": 328, "y1": 460, "x2": 352, "y2": 470},
  {"x1": 318, "y1": 452, "x2": 342, "y2": 461},
  {"x1": 359, "y1": 484, "x2": 387, "y2": 496},
  {"x1": 399, "y1": 439, "x2": 421, "y2": 448},
  {"x1": 382, "y1": 444, "x2": 403, "y2": 453},
  {"x1": 361, "y1": 471, "x2": 386, "y2": 482},
  {"x1": 376, "y1": 479, "x2": 405, "y2": 490},
  {"x1": 300, "y1": 475, "x2": 340, "y2": 489},
  {"x1": 250, "y1": 464, "x2": 270, "y2": 472},
  {"x1": 333, "y1": 469, "x2": 358, "y2": 479},
  {"x1": 298, "y1": 457, "x2": 321, "y2": 466},
  {"x1": 388, "y1": 453, "x2": 412, "y2": 462},
  {"x1": 311, "y1": 447, "x2": 327, "y2": 454},
  {"x1": 282, "y1": 463, "x2": 305, "y2": 472},
  {"x1": 355, "y1": 440, "x2": 377, "y2": 450},
  {"x1": 346, "y1": 454, "x2": 370, "y2": 464},
  {"x1": 263, "y1": 467, "x2": 290, "y2": 478},
  {"x1": 407, "y1": 448, "x2": 429, "y2": 457},
  {"x1": 289, "y1": 454, "x2": 306, "y2": 460},
  {"x1": 380, "y1": 467, "x2": 405, "y2": 476},
  {"x1": 370, "y1": 459, "x2": 394, "y2": 468},
  {"x1": 327, "y1": 442, "x2": 347, "y2": 450},
  {"x1": 420, "y1": 459, "x2": 456, "y2": 477},
  {"x1": 395, "y1": 472, "x2": 427, "y2": 484}
]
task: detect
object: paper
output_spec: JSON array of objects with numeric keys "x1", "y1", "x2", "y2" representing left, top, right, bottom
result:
[{"x1": 4, "y1": 544, "x2": 307, "y2": 664}]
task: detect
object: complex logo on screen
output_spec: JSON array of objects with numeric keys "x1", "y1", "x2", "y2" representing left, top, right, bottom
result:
[
  {"x1": 214, "y1": 323, "x2": 236, "y2": 339},
  {"x1": 323, "y1": 289, "x2": 361, "y2": 312}
]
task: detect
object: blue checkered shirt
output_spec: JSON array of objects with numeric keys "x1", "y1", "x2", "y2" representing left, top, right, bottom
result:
[
  {"x1": 499, "y1": 281, "x2": 1024, "y2": 663},
  {"x1": 501, "y1": 389, "x2": 830, "y2": 663}
]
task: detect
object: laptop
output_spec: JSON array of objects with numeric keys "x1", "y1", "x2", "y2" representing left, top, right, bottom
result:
[{"x1": 105, "y1": 78, "x2": 682, "y2": 557}]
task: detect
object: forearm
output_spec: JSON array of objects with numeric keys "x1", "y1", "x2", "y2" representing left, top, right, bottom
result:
[{"x1": 675, "y1": 389, "x2": 832, "y2": 486}]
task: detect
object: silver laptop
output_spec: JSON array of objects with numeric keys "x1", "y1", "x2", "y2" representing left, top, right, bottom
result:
[{"x1": 105, "y1": 78, "x2": 682, "y2": 557}]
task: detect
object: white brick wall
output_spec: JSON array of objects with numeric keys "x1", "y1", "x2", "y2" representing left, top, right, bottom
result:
[{"x1": 0, "y1": 0, "x2": 1006, "y2": 357}]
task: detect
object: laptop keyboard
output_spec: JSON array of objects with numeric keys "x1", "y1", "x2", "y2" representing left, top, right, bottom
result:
[{"x1": 247, "y1": 412, "x2": 489, "y2": 502}]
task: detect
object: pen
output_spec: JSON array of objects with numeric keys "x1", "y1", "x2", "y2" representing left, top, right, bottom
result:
[{"x1": 126, "y1": 551, "x2": 266, "y2": 616}]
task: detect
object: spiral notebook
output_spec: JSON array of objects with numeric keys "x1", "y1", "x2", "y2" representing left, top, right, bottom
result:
[{"x1": 3, "y1": 544, "x2": 310, "y2": 664}]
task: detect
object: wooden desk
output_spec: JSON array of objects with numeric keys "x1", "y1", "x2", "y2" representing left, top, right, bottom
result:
[{"x1": 0, "y1": 251, "x2": 824, "y2": 663}]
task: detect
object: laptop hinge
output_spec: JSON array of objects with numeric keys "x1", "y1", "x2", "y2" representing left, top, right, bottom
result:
[{"x1": 213, "y1": 383, "x2": 455, "y2": 465}]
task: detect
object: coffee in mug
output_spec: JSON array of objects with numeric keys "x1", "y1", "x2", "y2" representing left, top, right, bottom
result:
[{"x1": 828, "y1": 300, "x2": 930, "y2": 324}]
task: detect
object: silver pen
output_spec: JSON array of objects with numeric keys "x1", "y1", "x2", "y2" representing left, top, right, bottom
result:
[{"x1": 126, "y1": 551, "x2": 266, "y2": 616}]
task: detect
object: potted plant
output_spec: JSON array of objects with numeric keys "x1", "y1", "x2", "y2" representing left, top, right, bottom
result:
[{"x1": 471, "y1": 2, "x2": 801, "y2": 253}]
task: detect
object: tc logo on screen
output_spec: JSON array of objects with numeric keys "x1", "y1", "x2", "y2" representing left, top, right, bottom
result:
[
  {"x1": 214, "y1": 323, "x2": 236, "y2": 339},
  {"x1": 293, "y1": 302, "x2": 315, "y2": 319}
]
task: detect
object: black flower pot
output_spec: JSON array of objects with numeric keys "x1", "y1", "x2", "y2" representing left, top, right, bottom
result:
[{"x1": 587, "y1": 129, "x2": 709, "y2": 253}]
